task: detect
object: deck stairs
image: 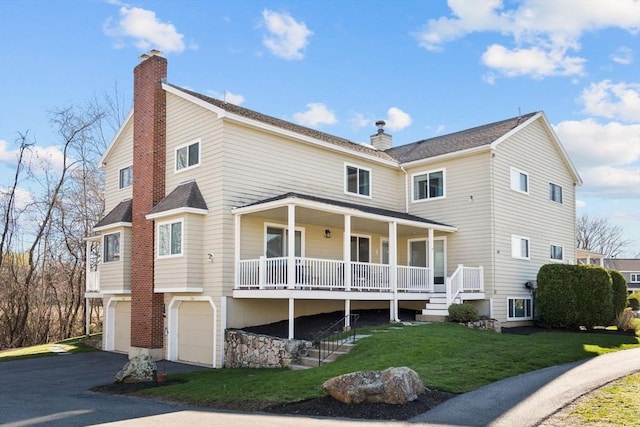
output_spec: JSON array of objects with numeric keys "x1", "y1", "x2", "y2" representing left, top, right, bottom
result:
[
  {"x1": 416, "y1": 294, "x2": 461, "y2": 322},
  {"x1": 290, "y1": 341, "x2": 356, "y2": 370}
]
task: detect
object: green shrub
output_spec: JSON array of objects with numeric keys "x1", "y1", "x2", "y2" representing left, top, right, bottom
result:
[
  {"x1": 574, "y1": 265, "x2": 612, "y2": 329},
  {"x1": 536, "y1": 264, "x2": 578, "y2": 327},
  {"x1": 628, "y1": 291, "x2": 640, "y2": 310},
  {"x1": 609, "y1": 270, "x2": 628, "y2": 320},
  {"x1": 616, "y1": 308, "x2": 637, "y2": 332},
  {"x1": 448, "y1": 303, "x2": 478, "y2": 323}
]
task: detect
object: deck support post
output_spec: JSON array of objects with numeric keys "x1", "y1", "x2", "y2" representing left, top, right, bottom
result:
[
  {"x1": 389, "y1": 221, "x2": 399, "y2": 322},
  {"x1": 344, "y1": 300, "x2": 351, "y2": 330},
  {"x1": 343, "y1": 215, "x2": 352, "y2": 291},
  {"x1": 288, "y1": 298, "x2": 294, "y2": 339},
  {"x1": 287, "y1": 204, "x2": 296, "y2": 289},
  {"x1": 428, "y1": 228, "x2": 435, "y2": 290}
]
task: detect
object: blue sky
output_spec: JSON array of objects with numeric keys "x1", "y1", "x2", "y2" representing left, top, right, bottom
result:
[{"x1": 1, "y1": 0, "x2": 639, "y2": 256}]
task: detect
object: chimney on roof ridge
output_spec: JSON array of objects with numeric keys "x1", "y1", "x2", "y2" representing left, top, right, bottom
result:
[
  {"x1": 139, "y1": 49, "x2": 163, "y2": 62},
  {"x1": 370, "y1": 120, "x2": 392, "y2": 151}
]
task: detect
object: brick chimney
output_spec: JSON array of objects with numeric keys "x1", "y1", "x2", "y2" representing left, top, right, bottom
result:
[
  {"x1": 130, "y1": 50, "x2": 166, "y2": 359},
  {"x1": 370, "y1": 120, "x2": 392, "y2": 151}
]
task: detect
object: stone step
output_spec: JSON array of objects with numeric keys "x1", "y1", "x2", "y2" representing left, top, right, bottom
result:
[{"x1": 416, "y1": 314, "x2": 448, "y2": 322}]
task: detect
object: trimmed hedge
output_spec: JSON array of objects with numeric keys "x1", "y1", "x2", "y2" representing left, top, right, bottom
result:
[
  {"x1": 448, "y1": 303, "x2": 478, "y2": 323},
  {"x1": 609, "y1": 270, "x2": 628, "y2": 320},
  {"x1": 627, "y1": 291, "x2": 640, "y2": 311},
  {"x1": 536, "y1": 264, "x2": 616, "y2": 329}
]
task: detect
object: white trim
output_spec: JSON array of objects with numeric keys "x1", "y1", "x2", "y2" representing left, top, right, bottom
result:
[
  {"x1": 167, "y1": 296, "x2": 217, "y2": 368},
  {"x1": 411, "y1": 168, "x2": 446, "y2": 203},
  {"x1": 93, "y1": 222, "x2": 132, "y2": 232},
  {"x1": 232, "y1": 195, "x2": 457, "y2": 233},
  {"x1": 344, "y1": 162, "x2": 372, "y2": 198},
  {"x1": 102, "y1": 232, "x2": 121, "y2": 264},
  {"x1": 400, "y1": 145, "x2": 491, "y2": 168},
  {"x1": 118, "y1": 165, "x2": 133, "y2": 190},
  {"x1": 549, "y1": 243, "x2": 564, "y2": 262},
  {"x1": 628, "y1": 273, "x2": 640, "y2": 283},
  {"x1": 506, "y1": 296, "x2": 533, "y2": 321},
  {"x1": 174, "y1": 139, "x2": 201, "y2": 173},
  {"x1": 264, "y1": 222, "x2": 305, "y2": 257},
  {"x1": 157, "y1": 218, "x2": 184, "y2": 258},
  {"x1": 511, "y1": 234, "x2": 530, "y2": 260},
  {"x1": 154, "y1": 287, "x2": 203, "y2": 293},
  {"x1": 104, "y1": 296, "x2": 131, "y2": 352},
  {"x1": 146, "y1": 207, "x2": 207, "y2": 220},
  {"x1": 510, "y1": 167, "x2": 529, "y2": 194}
]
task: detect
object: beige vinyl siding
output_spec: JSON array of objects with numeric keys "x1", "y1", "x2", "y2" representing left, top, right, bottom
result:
[
  {"x1": 405, "y1": 152, "x2": 494, "y2": 280},
  {"x1": 103, "y1": 120, "x2": 133, "y2": 213},
  {"x1": 98, "y1": 227, "x2": 131, "y2": 294},
  {"x1": 154, "y1": 213, "x2": 205, "y2": 291},
  {"x1": 492, "y1": 118, "x2": 577, "y2": 322}
]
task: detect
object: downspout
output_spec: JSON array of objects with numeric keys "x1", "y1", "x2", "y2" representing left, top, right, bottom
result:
[{"x1": 400, "y1": 165, "x2": 409, "y2": 213}]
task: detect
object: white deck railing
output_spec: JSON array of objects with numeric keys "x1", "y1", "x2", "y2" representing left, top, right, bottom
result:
[
  {"x1": 86, "y1": 271, "x2": 100, "y2": 293},
  {"x1": 397, "y1": 265, "x2": 434, "y2": 292},
  {"x1": 447, "y1": 265, "x2": 484, "y2": 304}
]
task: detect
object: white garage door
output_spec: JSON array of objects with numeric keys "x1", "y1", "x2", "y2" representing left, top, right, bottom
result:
[
  {"x1": 114, "y1": 301, "x2": 131, "y2": 353},
  {"x1": 178, "y1": 301, "x2": 214, "y2": 365}
]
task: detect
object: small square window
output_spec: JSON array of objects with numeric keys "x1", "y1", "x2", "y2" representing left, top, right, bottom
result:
[
  {"x1": 511, "y1": 235, "x2": 530, "y2": 260},
  {"x1": 508, "y1": 297, "x2": 532, "y2": 320},
  {"x1": 549, "y1": 183, "x2": 563, "y2": 203},
  {"x1": 550, "y1": 244, "x2": 563, "y2": 261},
  {"x1": 345, "y1": 164, "x2": 370, "y2": 196},
  {"x1": 119, "y1": 166, "x2": 133, "y2": 189},
  {"x1": 103, "y1": 232, "x2": 120, "y2": 263},
  {"x1": 510, "y1": 167, "x2": 529, "y2": 194},
  {"x1": 176, "y1": 141, "x2": 200, "y2": 171},
  {"x1": 158, "y1": 220, "x2": 182, "y2": 256}
]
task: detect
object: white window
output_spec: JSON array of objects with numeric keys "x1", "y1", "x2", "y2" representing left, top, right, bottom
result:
[
  {"x1": 630, "y1": 273, "x2": 640, "y2": 283},
  {"x1": 265, "y1": 225, "x2": 303, "y2": 257},
  {"x1": 103, "y1": 232, "x2": 120, "y2": 263},
  {"x1": 510, "y1": 167, "x2": 529, "y2": 194},
  {"x1": 345, "y1": 164, "x2": 371, "y2": 197},
  {"x1": 507, "y1": 297, "x2": 532, "y2": 320},
  {"x1": 158, "y1": 220, "x2": 183, "y2": 257},
  {"x1": 175, "y1": 140, "x2": 200, "y2": 171},
  {"x1": 119, "y1": 166, "x2": 133, "y2": 189},
  {"x1": 550, "y1": 244, "x2": 563, "y2": 261},
  {"x1": 412, "y1": 169, "x2": 445, "y2": 201},
  {"x1": 549, "y1": 183, "x2": 562, "y2": 203},
  {"x1": 350, "y1": 235, "x2": 370, "y2": 263},
  {"x1": 511, "y1": 235, "x2": 530, "y2": 260}
]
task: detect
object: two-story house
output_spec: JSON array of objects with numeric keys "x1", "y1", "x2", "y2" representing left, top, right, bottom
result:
[{"x1": 85, "y1": 51, "x2": 581, "y2": 367}]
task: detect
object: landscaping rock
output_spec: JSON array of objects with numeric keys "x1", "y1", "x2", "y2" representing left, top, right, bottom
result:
[
  {"x1": 322, "y1": 366, "x2": 425, "y2": 404},
  {"x1": 113, "y1": 354, "x2": 157, "y2": 383}
]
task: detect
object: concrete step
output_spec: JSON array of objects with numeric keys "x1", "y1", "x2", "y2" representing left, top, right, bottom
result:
[
  {"x1": 416, "y1": 314, "x2": 448, "y2": 322},
  {"x1": 425, "y1": 302, "x2": 448, "y2": 310},
  {"x1": 421, "y1": 308, "x2": 450, "y2": 316},
  {"x1": 428, "y1": 297, "x2": 447, "y2": 304}
]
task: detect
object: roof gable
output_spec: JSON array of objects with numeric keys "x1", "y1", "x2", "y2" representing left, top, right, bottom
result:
[
  {"x1": 148, "y1": 180, "x2": 208, "y2": 216},
  {"x1": 100, "y1": 110, "x2": 133, "y2": 166}
]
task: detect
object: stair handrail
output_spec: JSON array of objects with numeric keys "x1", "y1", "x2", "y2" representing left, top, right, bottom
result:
[{"x1": 313, "y1": 313, "x2": 359, "y2": 366}]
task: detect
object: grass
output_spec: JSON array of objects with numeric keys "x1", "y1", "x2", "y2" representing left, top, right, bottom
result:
[
  {"x1": 138, "y1": 323, "x2": 639, "y2": 405},
  {"x1": 553, "y1": 372, "x2": 640, "y2": 426},
  {"x1": 0, "y1": 334, "x2": 98, "y2": 362}
]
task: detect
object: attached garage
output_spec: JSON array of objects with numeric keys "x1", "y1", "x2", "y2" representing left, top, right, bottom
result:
[
  {"x1": 113, "y1": 300, "x2": 131, "y2": 353},
  {"x1": 176, "y1": 301, "x2": 214, "y2": 366}
]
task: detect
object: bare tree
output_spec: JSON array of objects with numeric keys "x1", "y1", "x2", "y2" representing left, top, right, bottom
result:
[{"x1": 576, "y1": 214, "x2": 632, "y2": 258}]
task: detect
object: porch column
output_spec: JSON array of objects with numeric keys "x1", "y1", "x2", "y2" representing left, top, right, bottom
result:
[
  {"x1": 287, "y1": 204, "x2": 296, "y2": 289},
  {"x1": 428, "y1": 228, "x2": 435, "y2": 289},
  {"x1": 343, "y1": 215, "x2": 352, "y2": 291},
  {"x1": 234, "y1": 213, "x2": 241, "y2": 288},
  {"x1": 389, "y1": 221, "x2": 398, "y2": 321},
  {"x1": 288, "y1": 298, "x2": 295, "y2": 339}
]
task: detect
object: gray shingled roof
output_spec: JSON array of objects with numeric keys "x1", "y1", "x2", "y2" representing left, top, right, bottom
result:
[
  {"x1": 149, "y1": 180, "x2": 208, "y2": 215},
  {"x1": 166, "y1": 83, "x2": 396, "y2": 162},
  {"x1": 242, "y1": 192, "x2": 453, "y2": 228},
  {"x1": 94, "y1": 199, "x2": 132, "y2": 228},
  {"x1": 386, "y1": 112, "x2": 539, "y2": 163},
  {"x1": 604, "y1": 258, "x2": 640, "y2": 272}
]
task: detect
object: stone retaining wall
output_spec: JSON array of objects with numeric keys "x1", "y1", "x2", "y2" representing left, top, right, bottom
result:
[
  {"x1": 225, "y1": 330, "x2": 313, "y2": 368},
  {"x1": 465, "y1": 318, "x2": 501, "y2": 333}
]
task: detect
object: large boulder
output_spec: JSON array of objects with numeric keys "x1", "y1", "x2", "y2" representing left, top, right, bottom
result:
[
  {"x1": 322, "y1": 367, "x2": 425, "y2": 404},
  {"x1": 114, "y1": 354, "x2": 157, "y2": 383}
]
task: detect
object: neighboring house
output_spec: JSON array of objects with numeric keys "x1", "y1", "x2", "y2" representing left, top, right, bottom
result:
[
  {"x1": 85, "y1": 52, "x2": 582, "y2": 367},
  {"x1": 604, "y1": 259, "x2": 640, "y2": 293}
]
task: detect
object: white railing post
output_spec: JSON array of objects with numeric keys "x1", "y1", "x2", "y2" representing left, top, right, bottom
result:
[
  {"x1": 478, "y1": 266, "x2": 484, "y2": 291},
  {"x1": 259, "y1": 256, "x2": 266, "y2": 289},
  {"x1": 343, "y1": 215, "x2": 351, "y2": 291},
  {"x1": 287, "y1": 204, "x2": 296, "y2": 289}
]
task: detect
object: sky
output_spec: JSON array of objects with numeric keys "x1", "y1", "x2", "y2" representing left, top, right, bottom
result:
[{"x1": 0, "y1": 0, "x2": 639, "y2": 256}]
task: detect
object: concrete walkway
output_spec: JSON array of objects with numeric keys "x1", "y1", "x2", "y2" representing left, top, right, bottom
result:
[{"x1": 0, "y1": 348, "x2": 638, "y2": 426}]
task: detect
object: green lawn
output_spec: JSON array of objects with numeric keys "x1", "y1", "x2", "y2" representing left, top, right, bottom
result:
[
  {"x1": 0, "y1": 335, "x2": 98, "y2": 361},
  {"x1": 139, "y1": 322, "x2": 639, "y2": 405}
]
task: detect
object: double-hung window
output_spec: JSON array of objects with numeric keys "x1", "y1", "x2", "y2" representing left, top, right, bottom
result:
[
  {"x1": 413, "y1": 170, "x2": 445, "y2": 201},
  {"x1": 119, "y1": 166, "x2": 133, "y2": 189},
  {"x1": 511, "y1": 235, "x2": 530, "y2": 260},
  {"x1": 549, "y1": 183, "x2": 562, "y2": 203},
  {"x1": 176, "y1": 141, "x2": 200, "y2": 171},
  {"x1": 507, "y1": 297, "x2": 532, "y2": 320},
  {"x1": 158, "y1": 220, "x2": 182, "y2": 257},
  {"x1": 345, "y1": 164, "x2": 371, "y2": 197},
  {"x1": 103, "y1": 232, "x2": 120, "y2": 263},
  {"x1": 630, "y1": 273, "x2": 640, "y2": 283},
  {"x1": 510, "y1": 167, "x2": 529, "y2": 194},
  {"x1": 550, "y1": 244, "x2": 563, "y2": 261}
]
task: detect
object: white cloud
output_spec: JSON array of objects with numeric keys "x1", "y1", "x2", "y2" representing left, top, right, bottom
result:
[
  {"x1": 0, "y1": 140, "x2": 66, "y2": 174},
  {"x1": 0, "y1": 186, "x2": 33, "y2": 210},
  {"x1": 555, "y1": 119, "x2": 640, "y2": 197},
  {"x1": 611, "y1": 46, "x2": 633, "y2": 65},
  {"x1": 576, "y1": 199, "x2": 586, "y2": 208},
  {"x1": 293, "y1": 103, "x2": 337, "y2": 127},
  {"x1": 385, "y1": 108, "x2": 412, "y2": 132},
  {"x1": 261, "y1": 10, "x2": 312, "y2": 60},
  {"x1": 579, "y1": 80, "x2": 640, "y2": 122},
  {"x1": 207, "y1": 90, "x2": 245, "y2": 105},
  {"x1": 104, "y1": 6, "x2": 187, "y2": 53},
  {"x1": 348, "y1": 112, "x2": 371, "y2": 130},
  {"x1": 415, "y1": 0, "x2": 640, "y2": 78}
]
